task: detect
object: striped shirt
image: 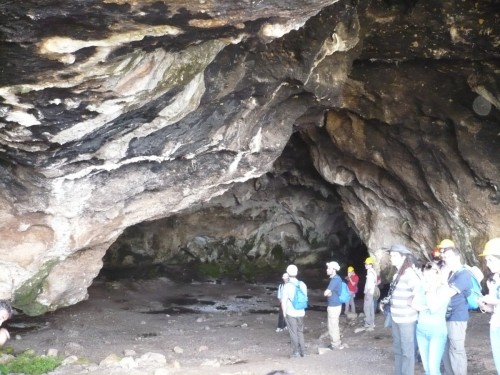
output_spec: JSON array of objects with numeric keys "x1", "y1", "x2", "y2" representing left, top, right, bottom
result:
[{"x1": 390, "y1": 267, "x2": 421, "y2": 324}]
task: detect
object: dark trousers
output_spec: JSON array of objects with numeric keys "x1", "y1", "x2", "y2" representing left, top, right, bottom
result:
[{"x1": 277, "y1": 305, "x2": 287, "y2": 329}]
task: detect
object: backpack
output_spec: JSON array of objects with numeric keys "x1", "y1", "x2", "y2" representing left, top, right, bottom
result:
[
  {"x1": 464, "y1": 265, "x2": 484, "y2": 310},
  {"x1": 338, "y1": 281, "x2": 350, "y2": 304},
  {"x1": 291, "y1": 280, "x2": 308, "y2": 310}
]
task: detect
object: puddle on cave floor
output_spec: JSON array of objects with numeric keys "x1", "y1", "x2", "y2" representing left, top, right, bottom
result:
[
  {"x1": 142, "y1": 287, "x2": 280, "y2": 315},
  {"x1": 134, "y1": 279, "x2": 328, "y2": 316}
]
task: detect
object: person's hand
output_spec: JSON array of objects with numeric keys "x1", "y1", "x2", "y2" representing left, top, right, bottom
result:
[
  {"x1": 379, "y1": 303, "x2": 385, "y2": 313},
  {"x1": 479, "y1": 299, "x2": 494, "y2": 313},
  {"x1": 0, "y1": 328, "x2": 10, "y2": 346},
  {"x1": 324, "y1": 289, "x2": 332, "y2": 297}
]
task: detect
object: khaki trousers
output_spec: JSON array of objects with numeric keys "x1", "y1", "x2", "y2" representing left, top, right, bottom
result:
[{"x1": 327, "y1": 305, "x2": 342, "y2": 345}]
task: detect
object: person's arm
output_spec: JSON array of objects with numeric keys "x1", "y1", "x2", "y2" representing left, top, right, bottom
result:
[
  {"x1": 479, "y1": 279, "x2": 500, "y2": 312},
  {"x1": 324, "y1": 278, "x2": 333, "y2": 297},
  {"x1": 446, "y1": 269, "x2": 471, "y2": 299}
]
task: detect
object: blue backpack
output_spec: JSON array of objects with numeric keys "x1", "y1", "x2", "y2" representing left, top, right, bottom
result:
[
  {"x1": 291, "y1": 280, "x2": 308, "y2": 310},
  {"x1": 338, "y1": 281, "x2": 350, "y2": 304},
  {"x1": 464, "y1": 265, "x2": 483, "y2": 310}
]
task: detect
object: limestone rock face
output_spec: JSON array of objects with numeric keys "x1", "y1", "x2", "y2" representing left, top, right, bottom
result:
[{"x1": 0, "y1": 0, "x2": 499, "y2": 314}]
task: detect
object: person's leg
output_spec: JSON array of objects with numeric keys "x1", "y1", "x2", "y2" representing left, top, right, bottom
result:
[
  {"x1": 384, "y1": 310, "x2": 392, "y2": 328},
  {"x1": 348, "y1": 292, "x2": 356, "y2": 314},
  {"x1": 427, "y1": 329, "x2": 447, "y2": 375},
  {"x1": 277, "y1": 306, "x2": 286, "y2": 329},
  {"x1": 392, "y1": 320, "x2": 403, "y2": 375},
  {"x1": 399, "y1": 322, "x2": 416, "y2": 375},
  {"x1": 442, "y1": 335, "x2": 452, "y2": 375},
  {"x1": 297, "y1": 316, "x2": 305, "y2": 356},
  {"x1": 490, "y1": 325, "x2": 500, "y2": 375},
  {"x1": 285, "y1": 315, "x2": 300, "y2": 355},
  {"x1": 416, "y1": 325, "x2": 430, "y2": 375},
  {"x1": 331, "y1": 305, "x2": 342, "y2": 345},
  {"x1": 446, "y1": 321, "x2": 467, "y2": 375},
  {"x1": 364, "y1": 293, "x2": 374, "y2": 326}
]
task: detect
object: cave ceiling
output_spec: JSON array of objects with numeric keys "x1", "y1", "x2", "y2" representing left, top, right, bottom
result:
[{"x1": 0, "y1": 0, "x2": 499, "y2": 315}]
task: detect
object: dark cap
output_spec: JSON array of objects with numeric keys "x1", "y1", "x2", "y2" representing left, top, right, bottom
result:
[{"x1": 386, "y1": 244, "x2": 412, "y2": 255}]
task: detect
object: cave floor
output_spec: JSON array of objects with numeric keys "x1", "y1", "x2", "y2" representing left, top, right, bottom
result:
[{"x1": 5, "y1": 278, "x2": 497, "y2": 375}]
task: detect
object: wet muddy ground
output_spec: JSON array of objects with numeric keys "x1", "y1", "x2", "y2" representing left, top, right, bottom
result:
[{"x1": 3, "y1": 277, "x2": 498, "y2": 375}]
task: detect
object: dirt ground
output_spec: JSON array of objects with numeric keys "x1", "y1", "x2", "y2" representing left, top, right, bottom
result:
[{"x1": 4, "y1": 277, "x2": 498, "y2": 375}]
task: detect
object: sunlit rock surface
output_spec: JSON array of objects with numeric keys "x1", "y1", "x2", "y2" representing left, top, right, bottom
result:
[{"x1": 0, "y1": 0, "x2": 499, "y2": 314}]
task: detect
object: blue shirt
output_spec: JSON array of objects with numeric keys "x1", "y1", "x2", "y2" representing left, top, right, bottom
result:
[
  {"x1": 448, "y1": 267, "x2": 472, "y2": 321},
  {"x1": 326, "y1": 274, "x2": 342, "y2": 306}
]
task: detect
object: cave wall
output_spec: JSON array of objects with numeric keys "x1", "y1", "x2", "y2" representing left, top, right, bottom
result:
[
  {"x1": 103, "y1": 136, "x2": 366, "y2": 282},
  {"x1": 0, "y1": 0, "x2": 498, "y2": 315},
  {"x1": 303, "y1": 0, "x2": 500, "y2": 267}
]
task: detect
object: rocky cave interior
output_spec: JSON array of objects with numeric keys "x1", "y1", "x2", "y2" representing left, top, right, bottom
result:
[
  {"x1": 0, "y1": 0, "x2": 499, "y2": 320},
  {"x1": 99, "y1": 132, "x2": 370, "y2": 291}
]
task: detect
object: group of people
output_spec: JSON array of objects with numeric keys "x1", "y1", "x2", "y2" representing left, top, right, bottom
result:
[{"x1": 275, "y1": 237, "x2": 500, "y2": 375}]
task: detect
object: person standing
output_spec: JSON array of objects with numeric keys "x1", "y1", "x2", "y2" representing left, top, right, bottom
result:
[
  {"x1": 276, "y1": 273, "x2": 289, "y2": 332},
  {"x1": 478, "y1": 237, "x2": 500, "y2": 375},
  {"x1": 324, "y1": 261, "x2": 344, "y2": 349},
  {"x1": 412, "y1": 262, "x2": 450, "y2": 375},
  {"x1": 364, "y1": 256, "x2": 377, "y2": 329},
  {"x1": 281, "y1": 264, "x2": 306, "y2": 358},
  {"x1": 345, "y1": 266, "x2": 359, "y2": 314},
  {"x1": 440, "y1": 242, "x2": 472, "y2": 375},
  {"x1": 387, "y1": 244, "x2": 421, "y2": 375}
]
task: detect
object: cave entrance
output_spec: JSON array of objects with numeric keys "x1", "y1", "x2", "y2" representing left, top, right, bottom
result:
[{"x1": 98, "y1": 134, "x2": 370, "y2": 293}]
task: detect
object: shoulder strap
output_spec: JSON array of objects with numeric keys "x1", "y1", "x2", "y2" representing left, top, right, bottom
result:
[{"x1": 387, "y1": 270, "x2": 404, "y2": 299}]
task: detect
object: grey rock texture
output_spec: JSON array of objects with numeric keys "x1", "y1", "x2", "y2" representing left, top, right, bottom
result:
[{"x1": 0, "y1": 0, "x2": 498, "y2": 314}]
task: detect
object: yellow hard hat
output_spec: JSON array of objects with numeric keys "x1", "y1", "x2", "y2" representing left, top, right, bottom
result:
[
  {"x1": 347, "y1": 266, "x2": 354, "y2": 272},
  {"x1": 479, "y1": 238, "x2": 500, "y2": 257},
  {"x1": 364, "y1": 256, "x2": 375, "y2": 264},
  {"x1": 437, "y1": 239, "x2": 455, "y2": 249}
]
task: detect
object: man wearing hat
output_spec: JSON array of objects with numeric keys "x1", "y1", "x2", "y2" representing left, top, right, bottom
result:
[
  {"x1": 281, "y1": 264, "x2": 307, "y2": 357},
  {"x1": 345, "y1": 266, "x2": 359, "y2": 314},
  {"x1": 440, "y1": 241, "x2": 472, "y2": 375},
  {"x1": 386, "y1": 244, "x2": 421, "y2": 375},
  {"x1": 324, "y1": 261, "x2": 344, "y2": 349},
  {"x1": 364, "y1": 256, "x2": 377, "y2": 330}
]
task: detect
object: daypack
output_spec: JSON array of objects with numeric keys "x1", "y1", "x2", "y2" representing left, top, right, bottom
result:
[
  {"x1": 464, "y1": 265, "x2": 484, "y2": 310},
  {"x1": 338, "y1": 281, "x2": 350, "y2": 304},
  {"x1": 291, "y1": 280, "x2": 308, "y2": 310}
]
